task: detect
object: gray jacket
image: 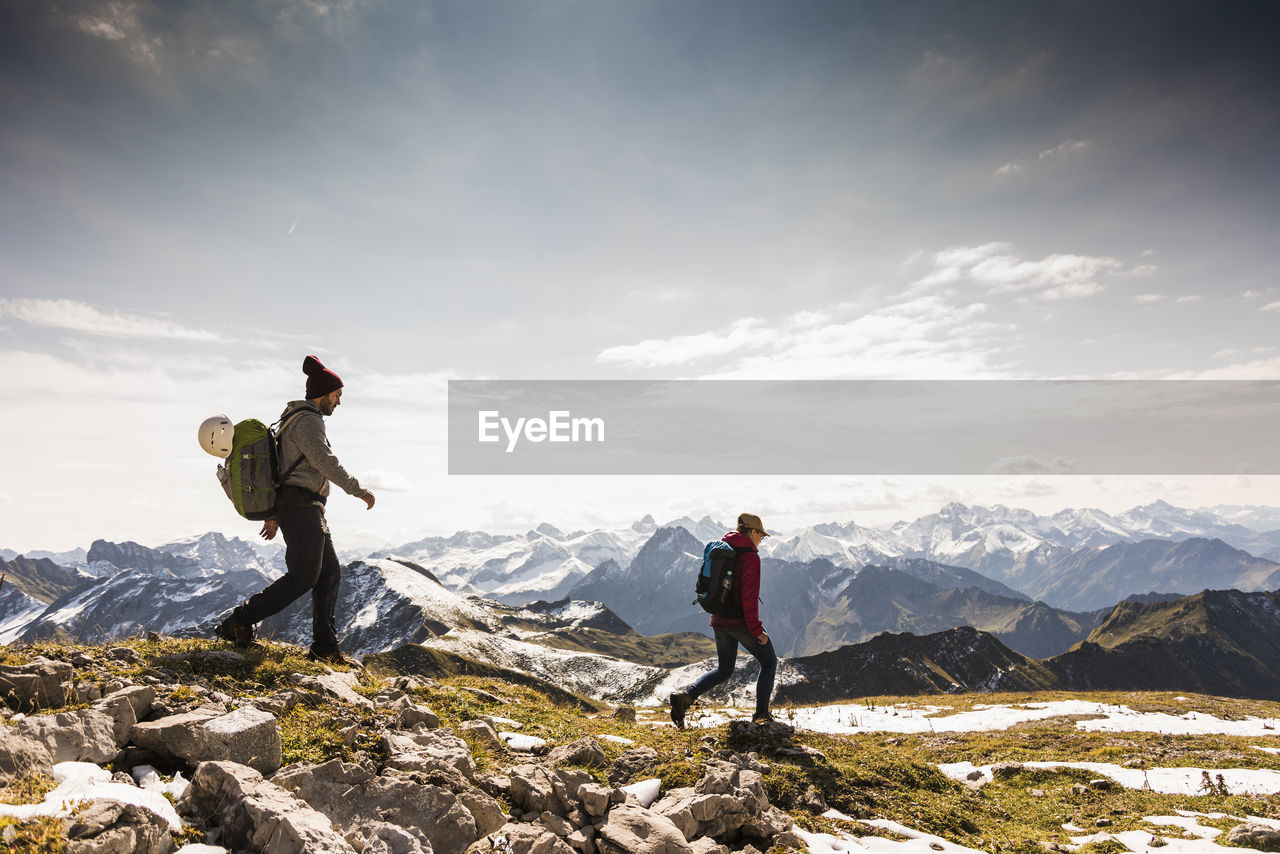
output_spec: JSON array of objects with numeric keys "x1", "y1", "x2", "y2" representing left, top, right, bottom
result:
[{"x1": 277, "y1": 401, "x2": 365, "y2": 504}]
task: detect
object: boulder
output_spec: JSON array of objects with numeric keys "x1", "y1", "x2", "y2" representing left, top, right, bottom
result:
[
  {"x1": 608, "y1": 747, "x2": 659, "y2": 786},
  {"x1": 363, "y1": 822, "x2": 431, "y2": 854},
  {"x1": 273, "y1": 758, "x2": 497, "y2": 854},
  {"x1": 687, "y1": 840, "x2": 727, "y2": 854},
  {"x1": 65, "y1": 799, "x2": 175, "y2": 854},
  {"x1": 651, "y1": 759, "x2": 789, "y2": 845},
  {"x1": 131, "y1": 706, "x2": 282, "y2": 774},
  {"x1": 398, "y1": 704, "x2": 441, "y2": 730},
  {"x1": 200, "y1": 706, "x2": 282, "y2": 774},
  {"x1": 0, "y1": 724, "x2": 54, "y2": 784},
  {"x1": 547, "y1": 737, "x2": 606, "y2": 769},
  {"x1": 180, "y1": 760, "x2": 357, "y2": 854},
  {"x1": 466, "y1": 824, "x2": 574, "y2": 854},
  {"x1": 107, "y1": 646, "x2": 144, "y2": 665},
  {"x1": 383, "y1": 729, "x2": 476, "y2": 778},
  {"x1": 1227, "y1": 823, "x2": 1280, "y2": 852},
  {"x1": 0, "y1": 656, "x2": 72, "y2": 711},
  {"x1": 9, "y1": 709, "x2": 118, "y2": 764},
  {"x1": 596, "y1": 804, "x2": 693, "y2": 854},
  {"x1": 290, "y1": 672, "x2": 374, "y2": 710},
  {"x1": 460, "y1": 719, "x2": 502, "y2": 751}
]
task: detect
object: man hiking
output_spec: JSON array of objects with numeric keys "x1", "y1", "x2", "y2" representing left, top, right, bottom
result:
[
  {"x1": 216, "y1": 355, "x2": 375, "y2": 664},
  {"x1": 670, "y1": 512, "x2": 777, "y2": 728}
]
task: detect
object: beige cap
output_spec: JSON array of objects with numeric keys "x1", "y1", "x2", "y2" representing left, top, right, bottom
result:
[{"x1": 737, "y1": 513, "x2": 771, "y2": 537}]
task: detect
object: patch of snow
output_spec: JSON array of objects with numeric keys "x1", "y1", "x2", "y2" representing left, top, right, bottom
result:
[
  {"x1": 939, "y1": 761, "x2": 1280, "y2": 795},
  {"x1": 500, "y1": 732, "x2": 547, "y2": 752},
  {"x1": 622, "y1": 778, "x2": 661, "y2": 807},
  {"x1": 599, "y1": 734, "x2": 635, "y2": 746},
  {"x1": 0, "y1": 761, "x2": 182, "y2": 831}
]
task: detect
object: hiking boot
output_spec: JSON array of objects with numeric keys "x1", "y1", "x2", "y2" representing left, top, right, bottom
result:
[
  {"x1": 307, "y1": 646, "x2": 353, "y2": 666},
  {"x1": 215, "y1": 614, "x2": 255, "y2": 647},
  {"x1": 669, "y1": 692, "x2": 694, "y2": 729}
]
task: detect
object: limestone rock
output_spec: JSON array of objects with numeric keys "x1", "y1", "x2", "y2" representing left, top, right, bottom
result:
[
  {"x1": 0, "y1": 656, "x2": 72, "y2": 711},
  {"x1": 290, "y1": 672, "x2": 374, "y2": 710},
  {"x1": 1227, "y1": 823, "x2": 1280, "y2": 852},
  {"x1": 201, "y1": 706, "x2": 282, "y2": 774},
  {"x1": 547, "y1": 737, "x2": 605, "y2": 769},
  {"x1": 460, "y1": 789, "x2": 508, "y2": 837},
  {"x1": 363, "y1": 822, "x2": 431, "y2": 854},
  {"x1": 399, "y1": 704, "x2": 441, "y2": 730},
  {"x1": 181, "y1": 760, "x2": 357, "y2": 854},
  {"x1": 466, "y1": 824, "x2": 574, "y2": 854},
  {"x1": 131, "y1": 706, "x2": 281, "y2": 774},
  {"x1": 0, "y1": 724, "x2": 54, "y2": 784},
  {"x1": 687, "y1": 840, "x2": 727, "y2": 854},
  {"x1": 10, "y1": 709, "x2": 118, "y2": 764},
  {"x1": 596, "y1": 804, "x2": 693, "y2": 854},
  {"x1": 608, "y1": 747, "x2": 658, "y2": 786},
  {"x1": 107, "y1": 646, "x2": 144, "y2": 665},
  {"x1": 383, "y1": 728, "x2": 476, "y2": 778},
  {"x1": 461, "y1": 719, "x2": 502, "y2": 751},
  {"x1": 273, "y1": 758, "x2": 488, "y2": 854},
  {"x1": 65, "y1": 799, "x2": 175, "y2": 854}
]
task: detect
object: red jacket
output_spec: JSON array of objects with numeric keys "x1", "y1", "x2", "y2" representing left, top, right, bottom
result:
[{"x1": 709, "y1": 530, "x2": 764, "y2": 637}]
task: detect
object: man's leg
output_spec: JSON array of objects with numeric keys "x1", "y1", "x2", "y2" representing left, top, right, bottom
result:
[
  {"x1": 234, "y1": 504, "x2": 325, "y2": 627},
  {"x1": 309, "y1": 516, "x2": 342, "y2": 653}
]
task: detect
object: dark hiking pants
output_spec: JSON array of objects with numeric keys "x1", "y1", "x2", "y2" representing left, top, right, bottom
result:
[
  {"x1": 235, "y1": 503, "x2": 341, "y2": 650},
  {"x1": 685, "y1": 625, "x2": 777, "y2": 718}
]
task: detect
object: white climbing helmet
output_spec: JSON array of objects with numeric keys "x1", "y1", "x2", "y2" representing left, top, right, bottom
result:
[{"x1": 199, "y1": 415, "x2": 235, "y2": 458}]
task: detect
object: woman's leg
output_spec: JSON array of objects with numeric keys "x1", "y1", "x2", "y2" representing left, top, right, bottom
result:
[{"x1": 686, "y1": 629, "x2": 740, "y2": 699}]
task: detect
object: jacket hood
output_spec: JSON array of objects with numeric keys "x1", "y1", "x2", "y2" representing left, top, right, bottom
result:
[
  {"x1": 723, "y1": 530, "x2": 756, "y2": 551},
  {"x1": 281, "y1": 400, "x2": 321, "y2": 421}
]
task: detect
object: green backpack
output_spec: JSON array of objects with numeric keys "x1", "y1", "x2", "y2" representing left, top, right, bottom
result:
[{"x1": 216, "y1": 408, "x2": 309, "y2": 520}]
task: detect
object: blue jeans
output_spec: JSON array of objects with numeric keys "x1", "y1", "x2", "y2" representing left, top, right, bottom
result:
[{"x1": 686, "y1": 625, "x2": 777, "y2": 718}]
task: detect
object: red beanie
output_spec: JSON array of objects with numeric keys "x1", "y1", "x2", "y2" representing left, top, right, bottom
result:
[{"x1": 303, "y1": 355, "x2": 344, "y2": 399}]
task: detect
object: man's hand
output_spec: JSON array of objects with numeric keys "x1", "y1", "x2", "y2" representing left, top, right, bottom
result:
[
  {"x1": 361, "y1": 490, "x2": 376, "y2": 510},
  {"x1": 260, "y1": 519, "x2": 279, "y2": 541},
  {"x1": 756, "y1": 630, "x2": 770, "y2": 646}
]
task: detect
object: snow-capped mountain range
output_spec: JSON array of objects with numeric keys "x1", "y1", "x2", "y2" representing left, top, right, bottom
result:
[{"x1": 4, "y1": 501, "x2": 1279, "y2": 659}]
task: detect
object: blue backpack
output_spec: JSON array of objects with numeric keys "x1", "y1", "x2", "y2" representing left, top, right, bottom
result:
[{"x1": 694, "y1": 540, "x2": 751, "y2": 617}]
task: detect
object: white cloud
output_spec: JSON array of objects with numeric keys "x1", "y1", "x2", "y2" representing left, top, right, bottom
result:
[
  {"x1": 1038, "y1": 282, "x2": 1104, "y2": 301},
  {"x1": 0, "y1": 298, "x2": 226, "y2": 342},
  {"x1": 1261, "y1": 302, "x2": 1280, "y2": 314},
  {"x1": 1242, "y1": 290, "x2": 1262, "y2": 299},
  {"x1": 360, "y1": 469, "x2": 412, "y2": 491},
  {"x1": 1132, "y1": 294, "x2": 1167, "y2": 304},
  {"x1": 69, "y1": 1, "x2": 162, "y2": 68},
  {"x1": 1175, "y1": 295, "x2": 1202, "y2": 304},
  {"x1": 1128, "y1": 265, "x2": 1158, "y2": 277},
  {"x1": 994, "y1": 161, "x2": 1022, "y2": 177},
  {"x1": 913, "y1": 242, "x2": 1122, "y2": 299},
  {"x1": 595, "y1": 294, "x2": 1010, "y2": 380},
  {"x1": 596, "y1": 318, "x2": 768, "y2": 368},
  {"x1": 1039, "y1": 139, "x2": 1091, "y2": 160}
]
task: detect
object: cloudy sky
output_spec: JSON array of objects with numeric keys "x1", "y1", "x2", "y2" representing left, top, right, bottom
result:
[{"x1": 2, "y1": 0, "x2": 1278, "y2": 552}]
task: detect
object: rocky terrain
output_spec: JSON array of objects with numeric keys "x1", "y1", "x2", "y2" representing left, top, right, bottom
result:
[{"x1": 8, "y1": 637, "x2": 1280, "y2": 854}]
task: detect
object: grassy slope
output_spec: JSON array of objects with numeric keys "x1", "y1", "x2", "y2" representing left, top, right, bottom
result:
[{"x1": 4, "y1": 639, "x2": 1280, "y2": 854}]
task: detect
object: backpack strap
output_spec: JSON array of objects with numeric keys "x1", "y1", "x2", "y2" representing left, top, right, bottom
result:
[{"x1": 273, "y1": 407, "x2": 313, "y2": 484}]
